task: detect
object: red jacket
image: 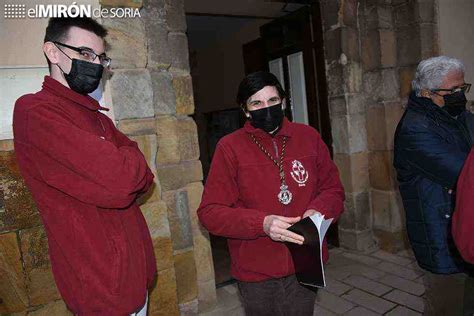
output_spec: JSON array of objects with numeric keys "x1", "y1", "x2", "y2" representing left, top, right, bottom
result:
[
  {"x1": 13, "y1": 76, "x2": 157, "y2": 315},
  {"x1": 453, "y1": 147, "x2": 474, "y2": 264},
  {"x1": 198, "y1": 118, "x2": 345, "y2": 282}
]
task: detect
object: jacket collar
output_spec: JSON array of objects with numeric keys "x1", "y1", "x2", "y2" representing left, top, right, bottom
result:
[
  {"x1": 42, "y1": 76, "x2": 109, "y2": 112},
  {"x1": 244, "y1": 117, "x2": 293, "y2": 139}
]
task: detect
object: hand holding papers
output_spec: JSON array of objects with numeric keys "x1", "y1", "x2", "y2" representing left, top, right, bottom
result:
[{"x1": 286, "y1": 212, "x2": 333, "y2": 289}]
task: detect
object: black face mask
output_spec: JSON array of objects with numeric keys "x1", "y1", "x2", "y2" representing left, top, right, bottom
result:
[
  {"x1": 248, "y1": 103, "x2": 284, "y2": 133},
  {"x1": 58, "y1": 58, "x2": 104, "y2": 95},
  {"x1": 442, "y1": 91, "x2": 467, "y2": 117}
]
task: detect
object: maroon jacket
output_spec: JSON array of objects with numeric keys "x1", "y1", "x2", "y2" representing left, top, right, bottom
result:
[
  {"x1": 13, "y1": 76, "x2": 156, "y2": 315},
  {"x1": 453, "y1": 148, "x2": 474, "y2": 264},
  {"x1": 198, "y1": 118, "x2": 344, "y2": 282}
]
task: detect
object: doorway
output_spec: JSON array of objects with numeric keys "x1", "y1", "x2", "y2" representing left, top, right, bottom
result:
[{"x1": 186, "y1": 1, "x2": 335, "y2": 287}]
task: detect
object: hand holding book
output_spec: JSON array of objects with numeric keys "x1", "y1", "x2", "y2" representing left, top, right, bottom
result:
[{"x1": 286, "y1": 212, "x2": 334, "y2": 289}]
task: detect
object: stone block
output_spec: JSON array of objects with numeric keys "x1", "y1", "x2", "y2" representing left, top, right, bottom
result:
[
  {"x1": 174, "y1": 250, "x2": 198, "y2": 304},
  {"x1": 184, "y1": 182, "x2": 204, "y2": 236},
  {"x1": 416, "y1": 0, "x2": 435, "y2": 23},
  {"x1": 165, "y1": 1, "x2": 186, "y2": 32},
  {"x1": 348, "y1": 113, "x2": 367, "y2": 153},
  {"x1": 197, "y1": 279, "x2": 217, "y2": 312},
  {"x1": 0, "y1": 232, "x2": 28, "y2": 314},
  {"x1": 382, "y1": 289, "x2": 424, "y2": 312},
  {"x1": 141, "y1": 201, "x2": 174, "y2": 271},
  {"x1": 326, "y1": 62, "x2": 344, "y2": 97},
  {"x1": 19, "y1": 227, "x2": 61, "y2": 306},
  {"x1": 178, "y1": 298, "x2": 198, "y2": 316},
  {"x1": 129, "y1": 134, "x2": 161, "y2": 204},
  {"x1": 334, "y1": 152, "x2": 369, "y2": 193},
  {"x1": 150, "y1": 70, "x2": 176, "y2": 115},
  {"x1": 343, "y1": 62, "x2": 363, "y2": 93},
  {"x1": 361, "y1": 29, "x2": 380, "y2": 72},
  {"x1": 340, "y1": 191, "x2": 371, "y2": 231},
  {"x1": 331, "y1": 114, "x2": 367, "y2": 154},
  {"x1": 157, "y1": 160, "x2": 203, "y2": 191},
  {"x1": 320, "y1": 0, "x2": 341, "y2": 31},
  {"x1": 367, "y1": 106, "x2": 387, "y2": 151},
  {"x1": 377, "y1": 4, "x2": 393, "y2": 29},
  {"x1": 343, "y1": 275, "x2": 391, "y2": 296},
  {"x1": 396, "y1": 26, "x2": 421, "y2": 67},
  {"x1": 168, "y1": 32, "x2": 190, "y2": 72},
  {"x1": 142, "y1": 0, "x2": 169, "y2": 69},
  {"x1": 101, "y1": 17, "x2": 146, "y2": 69},
  {"x1": 399, "y1": 66, "x2": 416, "y2": 98},
  {"x1": 374, "y1": 229, "x2": 410, "y2": 254},
  {"x1": 342, "y1": 0, "x2": 358, "y2": 26},
  {"x1": 331, "y1": 115, "x2": 349, "y2": 154},
  {"x1": 380, "y1": 29, "x2": 396, "y2": 68},
  {"x1": 419, "y1": 24, "x2": 438, "y2": 59},
  {"x1": 394, "y1": 2, "x2": 417, "y2": 27},
  {"x1": 338, "y1": 228, "x2": 377, "y2": 252},
  {"x1": 28, "y1": 300, "x2": 71, "y2": 316},
  {"x1": 0, "y1": 140, "x2": 14, "y2": 151},
  {"x1": 155, "y1": 116, "x2": 180, "y2": 165},
  {"x1": 172, "y1": 74, "x2": 194, "y2": 115},
  {"x1": 384, "y1": 102, "x2": 405, "y2": 149},
  {"x1": 178, "y1": 117, "x2": 200, "y2": 161},
  {"x1": 324, "y1": 28, "x2": 343, "y2": 63},
  {"x1": 117, "y1": 118, "x2": 156, "y2": 136},
  {"x1": 381, "y1": 68, "x2": 400, "y2": 101},
  {"x1": 372, "y1": 189, "x2": 404, "y2": 232},
  {"x1": 163, "y1": 189, "x2": 193, "y2": 251},
  {"x1": 342, "y1": 27, "x2": 360, "y2": 62},
  {"x1": 363, "y1": 70, "x2": 382, "y2": 104},
  {"x1": 369, "y1": 151, "x2": 397, "y2": 190},
  {"x1": 0, "y1": 152, "x2": 41, "y2": 233},
  {"x1": 109, "y1": 69, "x2": 154, "y2": 120},
  {"x1": 148, "y1": 267, "x2": 179, "y2": 316}
]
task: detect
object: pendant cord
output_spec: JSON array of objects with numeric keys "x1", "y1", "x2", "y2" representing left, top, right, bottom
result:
[{"x1": 250, "y1": 134, "x2": 287, "y2": 183}]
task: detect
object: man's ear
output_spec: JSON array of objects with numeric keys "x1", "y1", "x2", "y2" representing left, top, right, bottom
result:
[
  {"x1": 43, "y1": 42, "x2": 60, "y2": 65},
  {"x1": 420, "y1": 89, "x2": 432, "y2": 99},
  {"x1": 241, "y1": 106, "x2": 250, "y2": 118}
]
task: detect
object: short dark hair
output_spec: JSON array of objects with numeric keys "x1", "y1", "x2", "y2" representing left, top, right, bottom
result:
[
  {"x1": 236, "y1": 71, "x2": 286, "y2": 107},
  {"x1": 44, "y1": 18, "x2": 107, "y2": 69}
]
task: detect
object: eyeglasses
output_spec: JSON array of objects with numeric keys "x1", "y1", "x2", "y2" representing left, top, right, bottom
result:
[
  {"x1": 431, "y1": 83, "x2": 471, "y2": 95},
  {"x1": 53, "y1": 41, "x2": 111, "y2": 67}
]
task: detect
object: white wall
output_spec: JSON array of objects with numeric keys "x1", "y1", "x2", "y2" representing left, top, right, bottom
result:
[{"x1": 438, "y1": 0, "x2": 474, "y2": 101}]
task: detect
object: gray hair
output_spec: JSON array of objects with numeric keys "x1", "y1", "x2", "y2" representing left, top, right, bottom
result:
[{"x1": 412, "y1": 56, "x2": 465, "y2": 96}]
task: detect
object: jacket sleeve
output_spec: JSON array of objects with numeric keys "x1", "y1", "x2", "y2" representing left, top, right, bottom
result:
[
  {"x1": 197, "y1": 142, "x2": 267, "y2": 239},
  {"x1": 398, "y1": 125, "x2": 468, "y2": 189},
  {"x1": 107, "y1": 118, "x2": 155, "y2": 195},
  {"x1": 24, "y1": 104, "x2": 152, "y2": 209},
  {"x1": 453, "y1": 148, "x2": 474, "y2": 264},
  {"x1": 306, "y1": 134, "x2": 345, "y2": 221}
]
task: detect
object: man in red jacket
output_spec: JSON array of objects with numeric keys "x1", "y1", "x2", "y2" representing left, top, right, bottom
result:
[
  {"x1": 454, "y1": 148, "x2": 474, "y2": 263},
  {"x1": 13, "y1": 18, "x2": 156, "y2": 315},
  {"x1": 198, "y1": 71, "x2": 345, "y2": 315}
]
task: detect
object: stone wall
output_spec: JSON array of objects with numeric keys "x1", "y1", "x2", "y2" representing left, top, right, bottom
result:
[
  {"x1": 320, "y1": 0, "x2": 438, "y2": 252},
  {"x1": 0, "y1": 0, "x2": 216, "y2": 314}
]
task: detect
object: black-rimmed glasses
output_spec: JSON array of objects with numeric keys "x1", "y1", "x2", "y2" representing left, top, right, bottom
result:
[
  {"x1": 53, "y1": 41, "x2": 111, "y2": 67},
  {"x1": 431, "y1": 83, "x2": 471, "y2": 95}
]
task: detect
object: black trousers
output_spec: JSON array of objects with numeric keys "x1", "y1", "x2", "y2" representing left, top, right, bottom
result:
[{"x1": 238, "y1": 275, "x2": 317, "y2": 316}]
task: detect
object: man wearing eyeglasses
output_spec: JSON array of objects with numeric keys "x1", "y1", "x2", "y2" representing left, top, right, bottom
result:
[
  {"x1": 12, "y1": 18, "x2": 156, "y2": 315},
  {"x1": 394, "y1": 56, "x2": 474, "y2": 315}
]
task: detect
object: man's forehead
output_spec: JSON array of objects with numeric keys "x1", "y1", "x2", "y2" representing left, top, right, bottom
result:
[
  {"x1": 249, "y1": 86, "x2": 280, "y2": 101},
  {"x1": 64, "y1": 26, "x2": 105, "y2": 53},
  {"x1": 442, "y1": 71, "x2": 465, "y2": 88}
]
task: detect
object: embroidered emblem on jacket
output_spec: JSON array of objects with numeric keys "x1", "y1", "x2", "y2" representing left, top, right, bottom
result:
[{"x1": 290, "y1": 160, "x2": 309, "y2": 186}]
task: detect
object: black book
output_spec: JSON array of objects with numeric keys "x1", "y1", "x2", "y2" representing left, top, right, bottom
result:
[{"x1": 286, "y1": 213, "x2": 333, "y2": 289}]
